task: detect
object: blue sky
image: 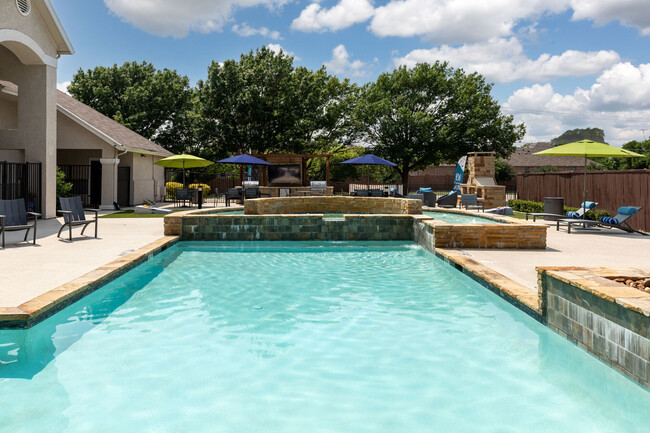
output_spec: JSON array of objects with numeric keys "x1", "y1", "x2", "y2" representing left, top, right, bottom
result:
[{"x1": 52, "y1": 0, "x2": 650, "y2": 145}]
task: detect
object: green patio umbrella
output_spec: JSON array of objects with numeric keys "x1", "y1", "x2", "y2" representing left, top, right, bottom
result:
[
  {"x1": 533, "y1": 140, "x2": 643, "y2": 215},
  {"x1": 154, "y1": 154, "x2": 214, "y2": 187}
]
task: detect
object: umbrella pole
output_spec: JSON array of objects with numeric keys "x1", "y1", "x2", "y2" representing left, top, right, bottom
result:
[
  {"x1": 367, "y1": 166, "x2": 370, "y2": 191},
  {"x1": 583, "y1": 155, "x2": 587, "y2": 216},
  {"x1": 182, "y1": 161, "x2": 186, "y2": 188}
]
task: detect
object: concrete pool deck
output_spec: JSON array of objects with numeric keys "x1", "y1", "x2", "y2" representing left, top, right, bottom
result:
[{"x1": 0, "y1": 205, "x2": 647, "y2": 312}]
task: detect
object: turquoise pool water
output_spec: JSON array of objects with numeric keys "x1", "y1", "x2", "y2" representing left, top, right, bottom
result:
[
  {"x1": 1, "y1": 242, "x2": 648, "y2": 432},
  {"x1": 424, "y1": 211, "x2": 504, "y2": 224}
]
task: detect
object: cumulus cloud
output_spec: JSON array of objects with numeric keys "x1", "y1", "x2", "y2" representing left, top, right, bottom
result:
[
  {"x1": 267, "y1": 44, "x2": 300, "y2": 60},
  {"x1": 324, "y1": 44, "x2": 369, "y2": 77},
  {"x1": 503, "y1": 63, "x2": 650, "y2": 143},
  {"x1": 232, "y1": 23, "x2": 281, "y2": 39},
  {"x1": 291, "y1": 0, "x2": 375, "y2": 32},
  {"x1": 570, "y1": 0, "x2": 650, "y2": 35},
  {"x1": 104, "y1": 0, "x2": 290, "y2": 38},
  {"x1": 57, "y1": 81, "x2": 71, "y2": 94},
  {"x1": 370, "y1": 0, "x2": 568, "y2": 43},
  {"x1": 394, "y1": 37, "x2": 619, "y2": 83}
]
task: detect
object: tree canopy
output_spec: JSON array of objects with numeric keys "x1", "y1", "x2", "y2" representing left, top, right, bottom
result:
[
  {"x1": 67, "y1": 61, "x2": 194, "y2": 155},
  {"x1": 353, "y1": 62, "x2": 525, "y2": 188},
  {"x1": 197, "y1": 46, "x2": 358, "y2": 160},
  {"x1": 550, "y1": 128, "x2": 605, "y2": 146}
]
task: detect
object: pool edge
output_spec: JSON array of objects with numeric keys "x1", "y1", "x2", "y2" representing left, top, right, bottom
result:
[{"x1": 0, "y1": 236, "x2": 180, "y2": 329}]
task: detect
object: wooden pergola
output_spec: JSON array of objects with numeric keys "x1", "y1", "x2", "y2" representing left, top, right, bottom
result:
[{"x1": 249, "y1": 154, "x2": 332, "y2": 186}]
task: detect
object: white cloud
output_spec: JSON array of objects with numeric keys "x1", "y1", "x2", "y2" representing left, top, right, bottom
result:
[
  {"x1": 324, "y1": 44, "x2": 369, "y2": 77},
  {"x1": 267, "y1": 44, "x2": 300, "y2": 60},
  {"x1": 291, "y1": 0, "x2": 374, "y2": 32},
  {"x1": 394, "y1": 37, "x2": 619, "y2": 83},
  {"x1": 104, "y1": 0, "x2": 290, "y2": 38},
  {"x1": 503, "y1": 63, "x2": 650, "y2": 143},
  {"x1": 232, "y1": 23, "x2": 281, "y2": 39},
  {"x1": 57, "y1": 81, "x2": 71, "y2": 94},
  {"x1": 570, "y1": 0, "x2": 650, "y2": 35},
  {"x1": 370, "y1": 0, "x2": 568, "y2": 43}
]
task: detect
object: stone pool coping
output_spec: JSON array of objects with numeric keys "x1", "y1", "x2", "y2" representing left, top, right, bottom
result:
[{"x1": 0, "y1": 236, "x2": 180, "y2": 328}]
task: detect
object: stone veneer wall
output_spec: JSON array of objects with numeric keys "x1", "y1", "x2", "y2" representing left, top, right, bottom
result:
[
  {"x1": 177, "y1": 215, "x2": 415, "y2": 241},
  {"x1": 244, "y1": 196, "x2": 422, "y2": 215},
  {"x1": 413, "y1": 219, "x2": 547, "y2": 249},
  {"x1": 539, "y1": 268, "x2": 650, "y2": 388}
]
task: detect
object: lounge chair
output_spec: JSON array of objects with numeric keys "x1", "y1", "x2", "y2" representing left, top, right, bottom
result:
[
  {"x1": 369, "y1": 189, "x2": 384, "y2": 197},
  {"x1": 436, "y1": 191, "x2": 457, "y2": 208},
  {"x1": 0, "y1": 199, "x2": 40, "y2": 248},
  {"x1": 389, "y1": 188, "x2": 404, "y2": 198},
  {"x1": 58, "y1": 196, "x2": 99, "y2": 241},
  {"x1": 526, "y1": 201, "x2": 597, "y2": 222},
  {"x1": 225, "y1": 188, "x2": 242, "y2": 206},
  {"x1": 422, "y1": 191, "x2": 437, "y2": 207},
  {"x1": 244, "y1": 187, "x2": 260, "y2": 199},
  {"x1": 557, "y1": 206, "x2": 647, "y2": 235},
  {"x1": 354, "y1": 189, "x2": 370, "y2": 197},
  {"x1": 461, "y1": 194, "x2": 485, "y2": 211}
]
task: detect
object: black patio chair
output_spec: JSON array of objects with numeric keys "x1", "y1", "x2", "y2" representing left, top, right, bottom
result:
[
  {"x1": 461, "y1": 194, "x2": 485, "y2": 211},
  {"x1": 57, "y1": 196, "x2": 99, "y2": 241},
  {"x1": 0, "y1": 199, "x2": 40, "y2": 248},
  {"x1": 225, "y1": 188, "x2": 242, "y2": 207},
  {"x1": 369, "y1": 189, "x2": 384, "y2": 197},
  {"x1": 174, "y1": 188, "x2": 191, "y2": 207},
  {"x1": 422, "y1": 191, "x2": 437, "y2": 207},
  {"x1": 245, "y1": 187, "x2": 260, "y2": 199}
]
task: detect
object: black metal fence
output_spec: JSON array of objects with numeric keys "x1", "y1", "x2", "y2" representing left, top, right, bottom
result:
[
  {"x1": 0, "y1": 161, "x2": 42, "y2": 213},
  {"x1": 58, "y1": 165, "x2": 91, "y2": 206}
]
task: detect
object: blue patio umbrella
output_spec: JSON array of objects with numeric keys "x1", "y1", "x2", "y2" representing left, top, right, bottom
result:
[
  {"x1": 340, "y1": 154, "x2": 397, "y2": 190},
  {"x1": 217, "y1": 154, "x2": 272, "y2": 182}
]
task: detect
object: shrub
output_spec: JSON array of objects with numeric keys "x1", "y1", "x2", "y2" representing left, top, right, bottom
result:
[
  {"x1": 507, "y1": 199, "x2": 543, "y2": 213},
  {"x1": 165, "y1": 181, "x2": 183, "y2": 200},
  {"x1": 56, "y1": 167, "x2": 72, "y2": 198}
]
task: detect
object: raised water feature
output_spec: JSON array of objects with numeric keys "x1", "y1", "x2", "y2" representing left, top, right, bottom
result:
[{"x1": 1, "y1": 241, "x2": 648, "y2": 432}]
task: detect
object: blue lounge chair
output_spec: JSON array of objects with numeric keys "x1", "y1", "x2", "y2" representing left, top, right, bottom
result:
[
  {"x1": 557, "y1": 206, "x2": 647, "y2": 235},
  {"x1": 526, "y1": 201, "x2": 597, "y2": 222}
]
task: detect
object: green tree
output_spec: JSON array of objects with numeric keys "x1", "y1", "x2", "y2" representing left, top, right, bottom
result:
[
  {"x1": 197, "y1": 46, "x2": 358, "y2": 160},
  {"x1": 495, "y1": 159, "x2": 515, "y2": 182},
  {"x1": 68, "y1": 61, "x2": 194, "y2": 154},
  {"x1": 56, "y1": 167, "x2": 72, "y2": 198},
  {"x1": 536, "y1": 165, "x2": 561, "y2": 173},
  {"x1": 354, "y1": 62, "x2": 524, "y2": 190},
  {"x1": 588, "y1": 139, "x2": 650, "y2": 170},
  {"x1": 550, "y1": 128, "x2": 605, "y2": 146}
]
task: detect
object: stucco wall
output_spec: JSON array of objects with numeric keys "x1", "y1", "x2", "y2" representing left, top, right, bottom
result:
[
  {"x1": 0, "y1": 2, "x2": 58, "y2": 59},
  {"x1": 0, "y1": 96, "x2": 18, "y2": 130}
]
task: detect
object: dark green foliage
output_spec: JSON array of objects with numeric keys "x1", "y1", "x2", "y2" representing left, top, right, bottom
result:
[
  {"x1": 354, "y1": 62, "x2": 525, "y2": 190},
  {"x1": 589, "y1": 139, "x2": 650, "y2": 170},
  {"x1": 56, "y1": 167, "x2": 72, "y2": 198},
  {"x1": 198, "y1": 46, "x2": 358, "y2": 160},
  {"x1": 495, "y1": 159, "x2": 515, "y2": 182},
  {"x1": 508, "y1": 199, "x2": 610, "y2": 220},
  {"x1": 550, "y1": 128, "x2": 605, "y2": 146},
  {"x1": 68, "y1": 61, "x2": 194, "y2": 154}
]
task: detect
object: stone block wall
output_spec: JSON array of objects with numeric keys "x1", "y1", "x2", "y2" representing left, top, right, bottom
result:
[
  {"x1": 539, "y1": 267, "x2": 650, "y2": 388},
  {"x1": 244, "y1": 196, "x2": 422, "y2": 215},
  {"x1": 467, "y1": 152, "x2": 496, "y2": 178},
  {"x1": 176, "y1": 215, "x2": 415, "y2": 241},
  {"x1": 424, "y1": 220, "x2": 547, "y2": 249}
]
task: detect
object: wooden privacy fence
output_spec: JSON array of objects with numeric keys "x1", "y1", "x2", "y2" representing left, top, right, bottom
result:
[{"x1": 516, "y1": 169, "x2": 650, "y2": 232}]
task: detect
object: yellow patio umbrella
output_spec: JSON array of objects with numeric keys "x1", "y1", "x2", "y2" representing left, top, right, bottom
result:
[
  {"x1": 533, "y1": 140, "x2": 643, "y2": 215},
  {"x1": 154, "y1": 154, "x2": 214, "y2": 187}
]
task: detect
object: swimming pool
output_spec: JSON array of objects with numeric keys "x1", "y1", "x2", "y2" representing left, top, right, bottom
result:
[
  {"x1": 423, "y1": 211, "x2": 504, "y2": 224},
  {"x1": 1, "y1": 242, "x2": 647, "y2": 432}
]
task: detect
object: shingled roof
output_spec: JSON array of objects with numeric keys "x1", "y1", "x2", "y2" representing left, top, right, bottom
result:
[
  {"x1": 56, "y1": 91, "x2": 173, "y2": 157},
  {"x1": 507, "y1": 142, "x2": 591, "y2": 168}
]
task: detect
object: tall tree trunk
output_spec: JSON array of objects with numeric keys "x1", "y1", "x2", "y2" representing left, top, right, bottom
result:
[{"x1": 400, "y1": 169, "x2": 410, "y2": 194}]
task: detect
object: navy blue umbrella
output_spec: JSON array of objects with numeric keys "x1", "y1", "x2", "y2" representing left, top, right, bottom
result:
[
  {"x1": 340, "y1": 154, "x2": 397, "y2": 190},
  {"x1": 218, "y1": 154, "x2": 272, "y2": 182},
  {"x1": 217, "y1": 154, "x2": 272, "y2": 166}
]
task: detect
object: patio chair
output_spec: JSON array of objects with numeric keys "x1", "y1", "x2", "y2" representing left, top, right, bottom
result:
[
  {"x1": 245, "y1": 187, "x2": 260, "y2": 199},
  {"x1": 389, "y1": 188, "x2": 404, "y2": 198},
  {"x1": 174, "y1": 188, "x2": 191, "y2": 207},
  {"x1": 225, "y1": 188, "x2": 242, "y2": 207},
  {"x1": 436, "y1": 191, "x2": 457, "y2": 208},
  {"x1": 369, "y1": 189, "x2": 384, "y2": 197},
  {"x1": 557, "y1": 206, "x2": 647, "y2": 235},
  {"x1": 461, "y1": 194, "x2": 484, "y2": 211},
  {"x1": 422, "y1": 191, "x2": 437, "y2": 207},
  {"x1": 354, "y1": 189, "x2": 370, "y2": 197},
  {"x1": 0, "y1": 199, "x2": 40, "y2": 248},
  {"x1": 213, "y1": 188, "x2": 225, "y2": 206},
  {"x1": 526, "y1": 201, "x2": 597, "y2": 222},
  {"x1": 57, "y1": 196, "x2": 99, "y2": 241},
  {"x1": 406, "y1": 193, "x2": 423, "y2": 202}
]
